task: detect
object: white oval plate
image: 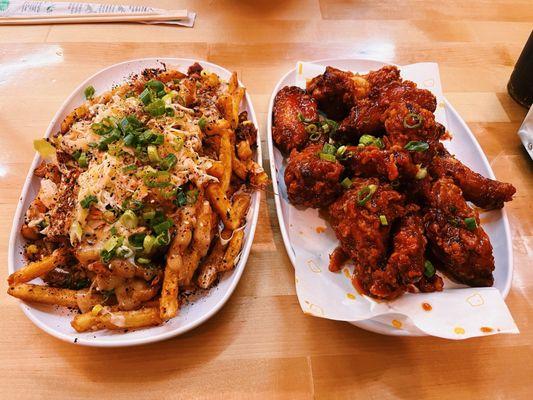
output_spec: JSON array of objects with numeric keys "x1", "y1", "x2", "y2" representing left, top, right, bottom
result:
[
  {"x1": 8, "y1": 58, "x2": 262, "y2": 347},
  {"x1": 267, "y1": 58, "x2": 513, "y2": 337}
]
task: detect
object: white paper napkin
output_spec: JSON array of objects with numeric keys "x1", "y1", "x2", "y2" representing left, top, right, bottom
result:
[{"x1": 518, "y1": 105, "x2": 533, "y2": 160}]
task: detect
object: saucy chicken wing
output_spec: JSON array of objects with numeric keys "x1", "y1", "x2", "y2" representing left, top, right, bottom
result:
[
  {"x1": 431, "y1": 153, "x2": 516, "y2": 210},
  {"x1": 272, "y1": 86, "x2": 319, "y2": 154},
  {"x1": 424, "y1": 178, "x2": 495, "y2": 286},
  {"x1": 284, "y1": 144, "x2": 344, "y2": 208}
]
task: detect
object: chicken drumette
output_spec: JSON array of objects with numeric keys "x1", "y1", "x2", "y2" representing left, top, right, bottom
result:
[{"x1": 284, "y1": 144, "x2": 345, "y2": 208}]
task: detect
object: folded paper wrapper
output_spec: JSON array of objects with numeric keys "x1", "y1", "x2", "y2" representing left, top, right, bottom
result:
[
  {"x1": 518, "y1": 105, "x2": 533, "y2": 160},
  {"x1": 0, "y1": 1, "x2": 196, "y2": 27},
  {"x1": 284, "y1": 61, "x2": 519, "y2": 339}
]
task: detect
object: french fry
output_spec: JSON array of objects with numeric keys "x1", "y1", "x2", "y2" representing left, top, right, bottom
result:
[
  {"x1": 196, "y1": 240, "x2": 226, "y2": 289},
  {"x1": 8, "y1": 283, "x2": 79, "y2": 308},
  {"x1": 71, "y1": 307, "x2": 162, "y2": 333},
  {"x1": 219, "y1": 130, "x2": 232, "y2": 193},
  {"x1": 161, "y1": 205, "x2": 195, "y2": 320},
  {"x1": 219, "y1": 230, "x2": 245, "y2": 272},
  {"x1": 206, "y1": 184, "x2": 233, "y2": 228},
  {"x1": 207, "y1": 160, "x2": 224, "y2": 179},
  {"x1": 231, "y1": 152, "x2": 249, "y2": 181},
  {"x1": 8, "y1": 248, "x2": 67, "y2": 285},
  {"x1": 237, "y1": 140, "x2": 253, "y2": 161},
  {"x1": 229, "y1": 193, "x2": 251, "y2": 229},
  {"x1": 204, "y1": 119, "x2": 231, "y2": 136}
]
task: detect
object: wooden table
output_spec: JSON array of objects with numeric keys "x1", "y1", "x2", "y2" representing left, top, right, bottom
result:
[{"x1": 1, "y1": 1, "x2": 532, "y2": 398}]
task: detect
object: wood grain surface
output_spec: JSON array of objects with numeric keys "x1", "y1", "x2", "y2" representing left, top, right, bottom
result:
[{"x1": 0, "y1": 1, "x2": 532, "y2": 399}]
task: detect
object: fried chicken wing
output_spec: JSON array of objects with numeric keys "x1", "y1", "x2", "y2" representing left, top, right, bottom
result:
[
  {"x1": 342, "y1": 145, "x2": 419, "y2": 181},
  {"x1": 328, "y1": 178, "x2": 408, "y2": 299},
  {"x1": 431, "y1": 153, "x2": 516, "y2": 210},
  {"x1": 284, "y1": 144, "x2": 344, "y2": 208},
  {"x1": 306, "y1": 66, "x2": 372, "y2": 120},
  {"x1": 272, "y1": 86, "x2": 319, "y2": 154},
  {"x1": 424, "y1": 178, "x2": 494, "y2": 286},
  {"x1": 335, "y1": 79, "x2": 437, "y2": 140}
]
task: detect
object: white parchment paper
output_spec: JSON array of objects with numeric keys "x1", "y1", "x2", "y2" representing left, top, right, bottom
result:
[{"x1": 286, "y1": 61, "x2": 519, "y2": 339}]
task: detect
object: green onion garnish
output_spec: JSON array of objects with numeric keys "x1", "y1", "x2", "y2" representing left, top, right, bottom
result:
[
  {"x1": 305, "y1": 124, "x2": 318, "y2": 134},
  {"x1": 80, "y1": 194, "x2": 97, "y2": 209},
  {"x1": 119, "y1": 210, "x2": 138, "y2": 229},
  {"x1": 143, "y1": 170, "x2": 171, "y2": 187},
  {"x1": 160, "y1": 154, "x2": 177, "y2": 170},
  {"x1": 358, "y1": 135, "x2": 384, "y2": 149},
  {"x1": 379, "y1": 215, "x2": 388, "y2": 226},
  {"x1": 128, "y1": 233, "x2": 146, "y2": 250},
  {"x1": 309, "y1": 132, "x2": 321, "y2": 142},
  {"x1": 137, "y1": 257, "x2": 152, "y2": 265},
  {"x1": 464, "y1": 217, "x2": 477, "y2": 231},
  {"x1": 319, "y1": 153, "x2": 337, "y2": 162},
  {"x1": 403, "y1": 112, "x2": 423, "y2": 129},
  {"x1": 198, "y1": 117, "x2": 207, "y2": 131},
  {"x1": 143, "y1": 235, "x2": 157, "y2": 254},
  {"x1": 139, "y1": 88, "x2": 152, "y2": 105},
  {"x1": 356, "y1": 184, "x2": 378, "y2": 206},
  {"x1": 147, "y1": 145, "x2": 161, "y2": 163},
  {"x1": 146, "y1": 80, "x2": 165, "y2": 92},
  {"x1": 341, "y1": 177, "x2": 352, "y2": 189},
  {"x1": 144, "y1": 99, "x2": 166, "y2": 117},
  {"x1": 336, "y1": 145, "x2": 347, "y2": 157},
  {"x1": 84, "y1": 85, "x2": 95, "y2": 100},
  {"x1": 156, "y1": 230, "x2": 171, "y2": 246},
  {"x1": 186, "y1": 189, "x2": 199, "y2": 205},
  {"x1": 424, "y1": 260, "x2": 435, "y2": 278},
  {"x1": 322, "y1": 143, "x2": 337, "y2": 155},
  {"x1": 404, "y1": 141, "x2": 429, "y2": 152},
  {"x1": 153, "y1": 219, "x2": 173, "y2": 235},
  {"x1": 122, "y1": 164, "x2": 137, "y2": 172},
  {"x1": 298, "y1": 113, "x2": 315, "y2": 123}
]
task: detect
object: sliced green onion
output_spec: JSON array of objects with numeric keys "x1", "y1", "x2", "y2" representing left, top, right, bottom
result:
[
  {"x1": 119, "y1": 210, "x2": 138, "y2": 229},
  {"x1": 144, "y1": 99, "x2": 166, "y2": 117},
  {"x1": 464, "y1": 217, "x2": 477, "y2": 231},
  {"x1": 415, "y1": 165, "x2": 428, "y2": 180},
  {"x1": 309, "y1": 132, "x2": 321, "y2": 142},
  {"x1": 175, "y1": 188, "x2": 187, "y2": 207},
  {"x1": 137, "y1": 257, "x2": 152, "y2": 265},
  {"x1": 198, "y1": 117, "x2": 207, "y2": 131},
  {"x1": 143, "y1": 210, "x2": 156, "y2": 220},
  {"x1": 319, "y1": 153, "x2": 337, "y2": 162},
  {"x1": 122, "y1": 164, "x2": 137, "y2": 172},
  {"x1": 143, "y1": 170, "x2": 171, "y2": 187},
  {"x1": 298, "y1": 113, "x2": 314, "y2": 123},
  {"x1": 305, "y1": 124, "x2": 318, "y2": 134},
  {"x1": 153, "y1": 220, "x2": 173, "y2": 235},
  {"x1": 128, "y1": 233, "x2": 146, "y2": 250},
  {"x1": 356, "y1": 184, "x2": 378, "y2": 206},
  {"x1": 80, "y1": 194, "x2": 97, "y2": 209},
  {"x1": 424, "y1": 260, "x2": 435, "y2": 278},
  {"x1": 379, "y1": 215, "x2": 388, "y2": 226},
  {"x1": 403, "y1": 112, "x2": 423, "y2": 129},
  {"x1": 324, "y1": 118, "x2": 339, "y2": 132},
  {"x1": 143, "y1": 235, "x2": 157, "y2": 254},
  {"x1": 341, "y1": 177, "x2": 352, "y2": 189},
  {"x1": 321, "y1": 123, "x2": 330, "y2": 133},
  {"x1": 336, "y1": 145, "x2": 347, "y2": 157},
  {"x1": 139, "y1": 88, "x2": 152, "y2": 105},
  {"x1": 147, "y1": 145, "x2": 161, "y2": 163},
  {"x1": 77, "y1": 152, "x2": 88, "y2": 168},
  {"x1": 146, "y1": 80, "x2": 165, "y2": 92},
  {"x1": 160, "y1": 154, "x2": 177, "y2": 170},
  {"x1": 84, "y1": 85, "x2": 95, "y2": 100},
  {"x1": 165, "y1": 107, "x2": 175, "y2": 116},
  {"x1": 358, "y1": 134, "x2": 384, "y2": 149},
  {"x1": 404, "y1": 141, "x2": 429, "y2": 152},
  {"x1": 156, "y1": 230, "x2": 171, "y2": 246},
  {"x1": 322, "y1": 143, "x2": 337, "y2": 155},
  {"x1": 103, "y1": 236, "x2": 122, "y2": 252}
]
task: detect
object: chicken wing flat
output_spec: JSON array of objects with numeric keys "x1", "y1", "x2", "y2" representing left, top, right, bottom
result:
[
  {"x1": 272, "y1": 86, "x2": 319, "y2": 154},
  {"x1": 342, "y1": 145, "x2": 419, "y2": 182},
  {"x1": 431, "y1": 154, "x2": 516, "y2": 210},
  {"x1": 284, "y1": 144, "x2": 345, "y2": 208},
  {"x1": 424, "y1": 178, "x2": 495, "y2": 286}
]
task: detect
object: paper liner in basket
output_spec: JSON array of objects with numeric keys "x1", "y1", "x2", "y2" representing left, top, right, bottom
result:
[{"x1": 285, "y1": 61, "x2": 519, "y2": 339}]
